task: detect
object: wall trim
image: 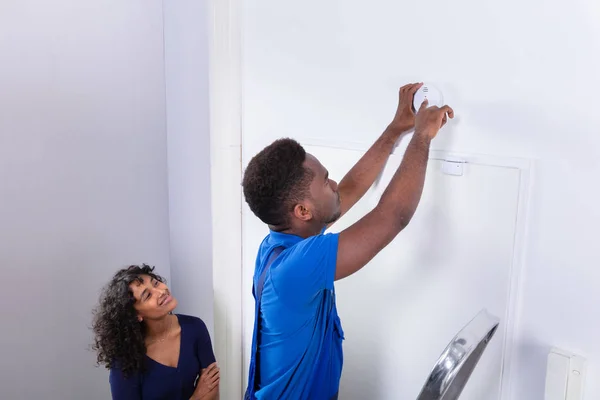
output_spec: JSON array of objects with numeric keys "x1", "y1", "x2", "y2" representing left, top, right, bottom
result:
[{"x1": 208, "y1": 0, "x2": 243, "y2": 398}]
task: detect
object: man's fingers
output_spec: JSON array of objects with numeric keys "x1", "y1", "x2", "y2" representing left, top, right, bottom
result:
[
  {"x1": 440, "y1": 105, "x2": 454, "y2": 119},
  {"x1": 419, "y1": 98, "x2": 429, "y2": 111},
  {"x1": 400, "y1": 82, "x2": 422, "y2": 97},
  {"x1": 408, "y1": 82, "x2": 423, "y2": 96}
]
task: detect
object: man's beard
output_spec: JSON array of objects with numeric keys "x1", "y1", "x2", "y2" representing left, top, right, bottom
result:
[
  {"x1": 324, "y1": 209, "x2": 341, "y2": 225},
  {"x1": 317, "y1": 192, "x2": 341, "y2": 225},
  {"x1": 325, "y1": 192, "x2": 341, "y2": 224}
]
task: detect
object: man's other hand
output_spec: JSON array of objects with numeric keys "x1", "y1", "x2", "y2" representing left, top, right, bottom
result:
[
  {"x1": 390, "y1": 83, "x2": 423, "y2": 132},
  {"x1": 414, "y1": 99, "x2": 455, "y2": 140}
]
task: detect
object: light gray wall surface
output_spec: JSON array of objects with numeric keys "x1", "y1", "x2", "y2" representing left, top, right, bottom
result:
[
  {"x1": 0, "y1": 1, "x2": 170, "y2": 399},
  {"x1": 164, "y1": 0, "x2": 214, "y2": 337}
]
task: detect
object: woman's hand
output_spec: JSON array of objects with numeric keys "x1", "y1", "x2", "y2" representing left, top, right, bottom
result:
[{"x1": 191, "y1": 362, "x2": 220, "y2": 400}]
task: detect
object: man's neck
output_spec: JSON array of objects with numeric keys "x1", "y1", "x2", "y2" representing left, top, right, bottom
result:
[{"x1": 269, "y1": 223, "x2": 324, "y2": 239}]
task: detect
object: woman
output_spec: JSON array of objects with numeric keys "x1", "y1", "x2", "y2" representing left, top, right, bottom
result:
[{"x1": 93, "y1": 264, "x2": 219, "y2": 399}]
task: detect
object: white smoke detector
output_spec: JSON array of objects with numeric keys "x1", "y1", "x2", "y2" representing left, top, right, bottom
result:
[{"x1": 413, "y1": 83, "x2": 444, "y2": 111}]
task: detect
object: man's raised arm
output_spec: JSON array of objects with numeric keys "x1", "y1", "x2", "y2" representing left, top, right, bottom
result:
[
  {"x1": 335, "y1": 100, "x2": 454, "y2": 280},
  {"x1": 330, "y1": 83, "x2": 423, "y2": 225}
]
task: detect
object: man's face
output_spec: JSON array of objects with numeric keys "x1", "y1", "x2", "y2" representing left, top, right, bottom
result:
[{"x1": 303, "y1": 153, "x2": 341, "y2": 225}]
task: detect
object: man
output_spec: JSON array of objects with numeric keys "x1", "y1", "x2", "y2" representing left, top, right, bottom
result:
[{"x1": 242, "y1": 83, "x2": 454, "y2": 399}]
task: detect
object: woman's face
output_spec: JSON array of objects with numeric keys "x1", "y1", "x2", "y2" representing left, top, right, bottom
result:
[{"x1": 129, "y1": 274, "x2": 178, "y2": 321}]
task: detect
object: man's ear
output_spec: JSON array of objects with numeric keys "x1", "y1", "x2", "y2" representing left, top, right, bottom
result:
[{"x1": 293, "y1": 203, "x2": 313, "y2": 222}]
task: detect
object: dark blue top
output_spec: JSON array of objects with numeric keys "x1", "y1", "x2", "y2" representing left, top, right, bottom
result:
[
  {"x1": 109, "y1": 314, "x2": 216, "y2": 400},
  {"x1": 250, "y1": 230, "x2": 344, "y2": 400}
]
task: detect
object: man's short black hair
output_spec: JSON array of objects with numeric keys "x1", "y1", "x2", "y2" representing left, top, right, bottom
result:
[{"x1": 242, "y1": 138, "x2": 314, "y2": 226}]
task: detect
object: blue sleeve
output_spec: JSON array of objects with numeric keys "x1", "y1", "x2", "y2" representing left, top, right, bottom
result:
[
  {"x1": 272, "y1": 233, "x2": 339, "y2": 303},
  {"x1": 109, "y1": 368, "x2": 141, "y2": 400},
  {"x1": 195, "y1": 318, "x2": 217, "y2": 369}
]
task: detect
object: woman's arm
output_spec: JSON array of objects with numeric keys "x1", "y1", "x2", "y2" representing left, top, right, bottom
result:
[
  {"x1": 109, "y1": 368, "x2": 142, "y2": 400},
  {"x1": 190, "y1": 363, "x2": 220, "y2": 400},
  {"x1": 192, "y1": 319, "x2": 219, "y2": 400}
]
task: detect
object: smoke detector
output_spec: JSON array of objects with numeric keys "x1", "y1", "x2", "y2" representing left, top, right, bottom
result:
[{"x1": 413, "y1": 83, "x2": 444, "y2": 111}]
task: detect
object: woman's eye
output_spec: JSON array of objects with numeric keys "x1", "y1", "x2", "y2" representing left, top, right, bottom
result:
[{"x1": 153, "y1": 280, "x2": 159, "y2": 287}]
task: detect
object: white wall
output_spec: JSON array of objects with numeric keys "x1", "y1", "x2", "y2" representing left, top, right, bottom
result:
[
  {"x1": 0, "y1": 1, "x2": 170, "y2": 399},
  {"x1": 315, "y1": 148, "x2": 526, "y2": 399},
  {"x1": 240, "y1": 0, "x2": 600, "y2": 398},
  {"x1": 163, "y1": 0, "x2": 214, "y2": 336}
]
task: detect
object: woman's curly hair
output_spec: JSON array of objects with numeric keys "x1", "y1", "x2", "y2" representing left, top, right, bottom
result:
[{"x1": 92, "y1": 264, "x2": 165, "y2": 378}]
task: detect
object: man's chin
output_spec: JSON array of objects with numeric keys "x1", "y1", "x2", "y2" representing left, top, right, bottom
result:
[{"x1": 326, "y1": 211, "x2": 342, "y2": 225}]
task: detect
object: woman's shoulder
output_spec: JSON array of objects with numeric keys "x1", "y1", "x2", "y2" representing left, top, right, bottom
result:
[{"x1": 176, "y1": 314, "x2": 208, "y2": 332}]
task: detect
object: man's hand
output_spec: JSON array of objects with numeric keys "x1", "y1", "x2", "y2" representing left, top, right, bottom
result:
[
  {"x1": 335, "y1": 97, "x2": 454, "y2": 281},
  {"x1": 191, "y1": 362, "x2": 220, "y2": 400},
  {"x1": 414, "y1": 99, "x2": 454, "y2": 140},
  {"x1": 389, "y1": 83, "x2": 424, "y2": 133},
  {"x1": 326, "y1": 82, "x2": 437, "y2": 228}
]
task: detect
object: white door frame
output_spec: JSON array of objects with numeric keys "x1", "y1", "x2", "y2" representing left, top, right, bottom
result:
[{"x1": 208, "y1": 0, "x2": 244, "y2": 398}]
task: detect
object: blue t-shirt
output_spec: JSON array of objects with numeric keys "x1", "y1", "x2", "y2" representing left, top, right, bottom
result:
[
  {"x1": 252, "y1": 230, "x2": 345, "y2": 400},
  {"x1": 109, "y1": 314, "x2": 216, "y2": 400}
]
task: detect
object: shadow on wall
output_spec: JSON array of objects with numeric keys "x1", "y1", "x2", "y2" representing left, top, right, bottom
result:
[
  {"x1": 512, "y1": 338, "x2": 551, "y2": 399},
  {"x1": 338, "y1": 307, "x2": 387, "y2": 399}
]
